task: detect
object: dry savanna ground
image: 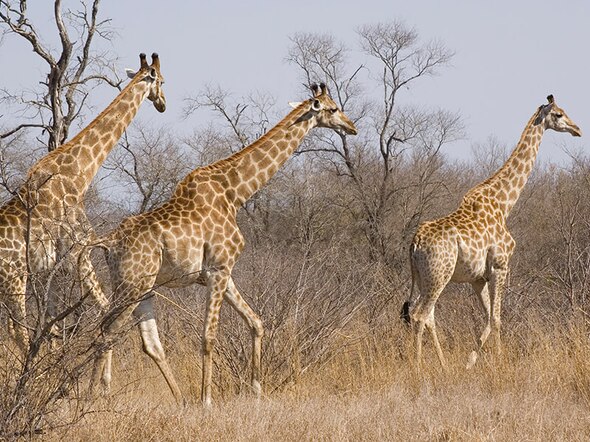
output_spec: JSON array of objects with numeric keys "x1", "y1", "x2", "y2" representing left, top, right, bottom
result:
[{"x1": 35, "y1": 313, "x2": 590, "y2": 441}]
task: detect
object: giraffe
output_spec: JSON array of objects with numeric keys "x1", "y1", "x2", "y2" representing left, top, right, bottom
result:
[
  {"x1": 402, "y1": 95, "x2": 581, "y2": 369},
  {"x1": 0, "y1": 53, "x2": 166, "y2": 357},
  {"x1": 83, "y1": 83, "x2": 357, "y2": 406}
]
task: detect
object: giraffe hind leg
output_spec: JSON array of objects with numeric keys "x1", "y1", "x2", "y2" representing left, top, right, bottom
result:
[
  {"x1": 411, "y1": 282, "x2": 447, "y2": 370},
  {"x1": 425, "y1": 312, "x2": 447, "y2": 369},
  {"x1": 133, "y1": 296, "x2": 183, "y2": 404},
  {"x1": 467, "y1": 280, "x2": 492, "y2": 369}
]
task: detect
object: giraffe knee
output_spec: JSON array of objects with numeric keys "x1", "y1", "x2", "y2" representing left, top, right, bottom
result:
[
  {"x1": 101, "y1": 367, "x2": 112, "y2": 388},
  {"x1": 202, "y1": 337, "x2": 215, "y2": 355},
  {"x1": 142, "y1": 340, "x2": 165, "y2": 363},
  {"x1": 251, "y1": 317, "x2": 264, "y2": 339},
  {"x1": 410, "y1": 309, "x2": 423, "y2": 325},
  {"x1": 492, "y1": 317, "x2": 502, "y2": 330}
]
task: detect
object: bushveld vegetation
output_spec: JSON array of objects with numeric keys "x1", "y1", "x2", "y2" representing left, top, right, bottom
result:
[{"x1": 1, "y1": 2, "x2": 590, "y2": 440}]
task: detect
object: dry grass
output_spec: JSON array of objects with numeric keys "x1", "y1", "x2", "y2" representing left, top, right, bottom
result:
[{"x1": 41, "y1": 318, "x2": 590, "y2": 441}]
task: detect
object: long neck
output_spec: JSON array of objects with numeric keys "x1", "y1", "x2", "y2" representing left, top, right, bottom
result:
[
  {"x1": 213, "y1": 103, "x2": 315, "y2": 207},
  {"x1": 27, "y1": 76, "x2": 151, "y2": 194},
  {"x1": 477, "y1": 111, "x2": 544, "y2": 216}
]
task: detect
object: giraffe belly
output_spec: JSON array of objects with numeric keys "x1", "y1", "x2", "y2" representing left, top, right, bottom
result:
[
  {"x1": 156, "y1": 250, "x2": 207, "y2": 288},
  {"x1": 155, "y1": 269, "x2": 209, "y2": 288}
]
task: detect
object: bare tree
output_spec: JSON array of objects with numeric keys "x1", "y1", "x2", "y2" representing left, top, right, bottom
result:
[
  {"x1": 471, "y1": 135, "x2": 509, "y2": 178},
  {"x1": 0, "y1": 0, "x2": 120, "y2": 151},
  {"x1": 184, "y1": 84, "x2": 277, "y2": 152},
  {"x1": 0, "y1": 130, "x2": 42, "y2": 201},
  {"x1": 288, "y1": 22, "x2": 463, "y2": 266},
  {"x1": 104, "y1": 123, "x2": 192, "y2": 214}
]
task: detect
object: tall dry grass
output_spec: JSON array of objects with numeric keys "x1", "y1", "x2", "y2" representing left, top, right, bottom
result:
[{"x1": 38, "y1": 312, "x2": 590, "y2": 441}]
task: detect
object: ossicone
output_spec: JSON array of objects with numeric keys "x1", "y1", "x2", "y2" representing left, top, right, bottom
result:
[
  {"x1": 139, "y1": 53, "x2": 148, "y2": 69},
  {"x1": 310, "y1": 83, "x2": 321, "y2": 97},
  {"x1": 309, "y1": 82, "x2": 327, "y2": 98},
  {"x1": 151, "y1": 53, "x2": 160, "y2": 69}
]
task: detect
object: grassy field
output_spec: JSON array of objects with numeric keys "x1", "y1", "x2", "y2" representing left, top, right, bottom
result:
[{"x1": 44, "y1": 318, "x2": 590, "y2": 441}]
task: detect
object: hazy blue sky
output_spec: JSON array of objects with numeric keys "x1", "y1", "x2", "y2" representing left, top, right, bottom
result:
[{"x1": 1, "y1": 0, "x2": 588, "y2": 163}]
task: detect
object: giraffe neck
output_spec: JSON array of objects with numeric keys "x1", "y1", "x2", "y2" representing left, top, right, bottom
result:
[
  {"x1": 477, "y1": 111, "x2": 544, "y2": 216},
  {"x1": 211, "y1": 103, "x2": 315, "y2": 207},
  {"x1": 26, "y1": 75, "x2": 151, "y2": 195}
]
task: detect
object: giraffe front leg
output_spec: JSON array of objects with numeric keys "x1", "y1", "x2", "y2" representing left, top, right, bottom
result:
[
  {"x1": 77, "y1": 244, "x2": 113, "y2": 388},
  {"x1": 489, "y1": 271, "x2": 507, "y2": 357},
  {"x1": 3, "y1": 277, "x2": 29, "y2": 355},
  {"x1": 224, "y1": 277, "x2": 264, "y2": 398},
  {"x1": 202, "y1": 272, "x2": 229, "y2": 407},
  {"x1": 488, "y1": 257, "x2": 510, "y2": 358}
]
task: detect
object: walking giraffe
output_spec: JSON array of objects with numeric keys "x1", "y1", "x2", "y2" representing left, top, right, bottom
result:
[
  {"x1": 0, "y1": 53, "x2": 166, "y2": 355},
  {"x1": 402, "y1": 95, "x2": 581, "y2": 369},
  {"x1": 84, "y1": 83, "x2": 357, "y2": 406}
]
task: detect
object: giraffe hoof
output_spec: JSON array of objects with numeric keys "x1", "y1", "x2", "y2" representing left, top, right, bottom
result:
[
  {"x1": 251, "y1": 380, "x2": 262, "y2": 398},
  {"x1": 466, "y1": 351, "x2": 478, "y2": 369}
]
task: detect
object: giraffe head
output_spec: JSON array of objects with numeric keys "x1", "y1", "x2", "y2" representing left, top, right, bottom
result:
[
  {"x1": 126, "y1": 53, "x2": 166, "y2": 113},
  {"x1": 534, "y1": 95, "x2": 581, "y2": 137},
  {"x1": 292, "y1": 83, "x2": 358, "y2": 135}
]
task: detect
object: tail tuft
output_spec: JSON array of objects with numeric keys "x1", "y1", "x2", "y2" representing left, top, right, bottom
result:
[{"x1": 400, "y1": 300, "x2": 412, "y2": 325}]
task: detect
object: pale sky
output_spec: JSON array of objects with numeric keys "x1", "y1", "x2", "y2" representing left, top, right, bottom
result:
[{"x1": 1, "y1": 0, "x2": 588, "y2": 163}]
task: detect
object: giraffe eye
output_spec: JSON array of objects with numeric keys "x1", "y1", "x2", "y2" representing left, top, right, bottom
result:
[
  {"x1": 330, "y1": 108, "x2": 338, "y2": 114},
  {"x1": 555, "y1": 113, "x2": 563, "y2": 119}
]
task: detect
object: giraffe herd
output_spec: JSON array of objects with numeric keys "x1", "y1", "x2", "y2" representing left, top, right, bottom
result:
[{"x1": 0, "y1": 52, "x2": 583, "y2": 407}]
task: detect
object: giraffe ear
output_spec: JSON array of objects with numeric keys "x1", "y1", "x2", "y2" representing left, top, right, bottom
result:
[
  {"x1": 534, "y1": 102, "x2": 553, "y2": 125},
  {"x1": 289, "y1": 101, "x2": 302, "y2": 109},
  {"x1": 125, "y1": 68, "x2": 137, "y2": 79}
]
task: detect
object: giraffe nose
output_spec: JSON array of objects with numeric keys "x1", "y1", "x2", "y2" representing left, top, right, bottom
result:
[
  {"x1": 572, "y1": 125, "x2": 582, "y2": 137},
  {"x1": 343, "y1": 120, "x2": 358, "y2": 135},
  {"x1": 154, "y1": 97, "x2": 166, "y2": 113}
]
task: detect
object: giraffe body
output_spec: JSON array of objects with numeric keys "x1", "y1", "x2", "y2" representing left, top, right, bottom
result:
[
  {"x1": 87, "y1": 84, "x2": 357, "y2": 406},
  {"x1": 405, "y1": 95, "x2": 581, "y2": 369},
  {"x1": 0, "y1": 53, "x2": 166, "y2": 356}
]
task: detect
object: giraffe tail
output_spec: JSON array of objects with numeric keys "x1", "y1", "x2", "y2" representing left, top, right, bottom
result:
[{"x1": 400, "y1": 242, "x2": 418, "y2": 325}]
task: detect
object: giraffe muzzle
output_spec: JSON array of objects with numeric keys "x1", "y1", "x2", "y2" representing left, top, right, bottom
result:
[
  {"x1": 570, "y1": 125, "x2": 582, "y2": 137},
  {"x1": 154, "y1": 97, "x2": 166, "y2": 113}
]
